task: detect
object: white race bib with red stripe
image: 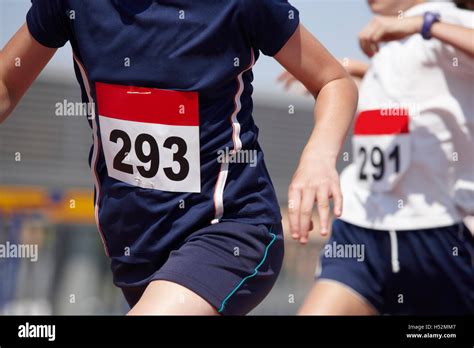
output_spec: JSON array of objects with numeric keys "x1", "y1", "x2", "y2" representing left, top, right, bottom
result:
[
  {"x1": 96, "y1": 82, "x2": 200, "y2": 193},
  {"x1": 353, "y1": 109, "x2": 410, "y2": 192}
]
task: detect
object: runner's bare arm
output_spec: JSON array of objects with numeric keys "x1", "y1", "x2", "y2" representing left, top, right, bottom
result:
[
  {"x1": 0, "y1": 23, "x2": 57, "y2": 123},
  {"x1": 339, "y1": 58, "x2": 369, "y2": 79},
  {"x1": 360, "y1": 15, "x2": 474, "y2": 58},
  {"x1": 277, "y1": 58, "x2": 368, "y2": 91},
  {"x1": 431, "y1": 21, "x2": 474, "y2": 58},
  {"x1": 275, "y1": 24, "x2": 358, "y2": 243}
]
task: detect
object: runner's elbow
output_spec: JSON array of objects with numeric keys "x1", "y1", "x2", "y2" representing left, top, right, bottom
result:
[
  {"x1": 327, "y1": 74, "x2": 359, "y2": 106},
  {"x1": 0, "y1": 100, "x2": 11, "y2": 124},
  {"x1": 0, "y1": 83, "x2": 12, "y2": 123}
]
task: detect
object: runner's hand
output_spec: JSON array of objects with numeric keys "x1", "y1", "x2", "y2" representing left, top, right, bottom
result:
[
  {"x1": 277, "y1": 70, "x2": 311, "y2": 95},
  {"x1": 277, "y1": 70, "x2": 300, "y2": 90},
  {"x1": 288, "y1": 155, "x2": 343, "y2": 244},
  {"x1": 359, "y1": 15, "x2": 423, "y2": 57}
]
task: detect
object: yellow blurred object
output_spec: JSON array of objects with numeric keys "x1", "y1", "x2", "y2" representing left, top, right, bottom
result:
[
  {"x1": 0, "y1": 186, "x2": 46, "y2": 211},
  {"x1": 0, "y1": 186, "x2": 95, "y2": 224},
  {"x1": 49, "y1": 189, "x2": 95, "y2": 224}
]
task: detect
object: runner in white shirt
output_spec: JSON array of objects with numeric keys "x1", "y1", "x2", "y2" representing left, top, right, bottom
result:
[{"x1": 297, "y1": 0, "x2": 474, "y2": 315}]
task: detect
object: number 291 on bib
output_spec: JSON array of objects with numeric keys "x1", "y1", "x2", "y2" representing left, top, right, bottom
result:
[{"x1": 352, "y1": 109, "x2": 411, "y2": 192}]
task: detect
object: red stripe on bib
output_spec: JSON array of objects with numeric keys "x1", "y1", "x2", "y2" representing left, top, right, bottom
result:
[
  {"x1": 96, "y1": 82, "x2": 199, "y2": 126},
  {"x1": 354, "y1": 109, "x2": 409, "y2": 135}
]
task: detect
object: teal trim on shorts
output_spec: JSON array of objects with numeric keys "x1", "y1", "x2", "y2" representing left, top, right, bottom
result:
[{"x1": 217, "y1": 226, "x2": 277, "y2": 313}]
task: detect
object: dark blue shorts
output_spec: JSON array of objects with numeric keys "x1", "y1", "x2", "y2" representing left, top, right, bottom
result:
[
  {"x1": 112, "y1": 222, "x2": 284, "y2": 315},
  {"x1": 317, "y1": 219, "x2": 474, "y2": 315}
]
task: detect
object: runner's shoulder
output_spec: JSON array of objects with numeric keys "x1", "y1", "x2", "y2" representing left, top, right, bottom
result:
[{"x1": 27, "y1": 0, "x2": 71, "y2": 48}]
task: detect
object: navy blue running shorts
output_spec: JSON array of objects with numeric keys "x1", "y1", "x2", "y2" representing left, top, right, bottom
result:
[
  {"x1": 317, "y1": 219, "x2": 474, "y2": 315},
  {"x1": 113, "y1": 222, "x2": 284, "y2": 315}
]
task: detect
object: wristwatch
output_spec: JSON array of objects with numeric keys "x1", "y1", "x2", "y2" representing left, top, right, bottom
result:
[{"x1": 421, "y1": 12, "x2": 441, "y2": 40}]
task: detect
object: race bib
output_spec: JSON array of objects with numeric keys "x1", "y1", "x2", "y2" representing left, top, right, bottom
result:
[
  {"x1": 353, "y1": 109, "x2": 410, "y2": 192},
  {"x1": 95, "y1": 82, "x2": 200, "y2": 193}
]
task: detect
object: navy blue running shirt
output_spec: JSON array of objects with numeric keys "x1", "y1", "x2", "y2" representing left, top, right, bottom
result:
[{"x1": 27, "y1": 0, "x2": 299, "y2": 261}]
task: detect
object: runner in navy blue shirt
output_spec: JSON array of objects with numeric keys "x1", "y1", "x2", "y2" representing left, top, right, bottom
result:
[{"x1": 0, "y1": 0, "x2": 358, "y2": 315}]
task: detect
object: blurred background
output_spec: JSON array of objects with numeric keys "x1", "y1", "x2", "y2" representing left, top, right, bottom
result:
[{"x1": 0, "y1": 0, "x2": 372, "y2": 315}]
